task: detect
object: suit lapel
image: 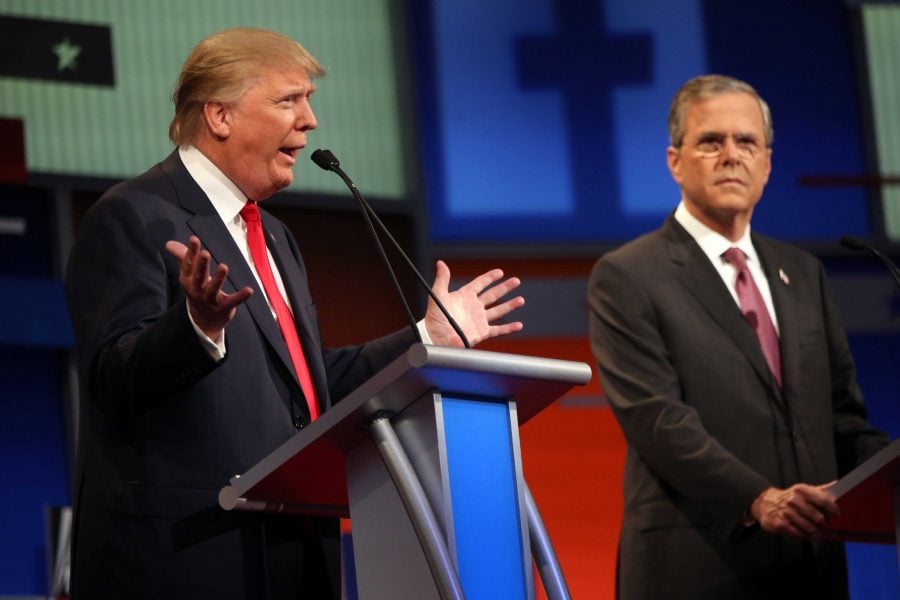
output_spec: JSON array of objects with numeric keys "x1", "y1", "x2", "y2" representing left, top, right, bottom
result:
[
  {"x1": 664, "y1": 217, "x2": 781, "y2": 395},
  {"x1": 160, "y1": 153, "x2": 299, "y2": 389},
  {"x1": 754, "y1": 235, "x2": 798, "y2": 402}
]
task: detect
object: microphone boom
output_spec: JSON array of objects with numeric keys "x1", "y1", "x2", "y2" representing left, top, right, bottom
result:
[
  {"x1": 840, "y1": 235, "x2": 900, "y2": 291},
  {"x1": 311, "y1": 149, "x2": 472, "y2": 348}
]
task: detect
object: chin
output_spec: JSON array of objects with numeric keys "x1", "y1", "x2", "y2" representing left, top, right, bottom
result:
[
  {"x1": 711, "y1": 193, "x2": 755, "y2": 210},
  {"x1": 273, "y1": 175, "x2": 293, "y2": 191}
]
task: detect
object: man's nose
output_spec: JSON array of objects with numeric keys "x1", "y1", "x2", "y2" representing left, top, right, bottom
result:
[
  {"x1": 719, "y1": 137, "x2": 742, "y2": 162},
  {"x1": 296, "y1": 102, "x2": 317, "y2": 131}
]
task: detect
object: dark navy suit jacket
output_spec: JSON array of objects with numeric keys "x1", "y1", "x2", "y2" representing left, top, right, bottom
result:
[{"x1": 65, "y1": 151, "x2": 415, "y2": 599}]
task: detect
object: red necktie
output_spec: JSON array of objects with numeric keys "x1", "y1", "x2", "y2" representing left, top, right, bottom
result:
[
  {"x1": 722, "y1": 247, "x2": 782, "y2": 388},
  {"x1": 240, "y1": 202, "x2": 320, "y2": 421}
]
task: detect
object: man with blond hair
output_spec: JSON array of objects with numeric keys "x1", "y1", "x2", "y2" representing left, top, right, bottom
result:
[{"x1": 66, "y1": 28, "x2": 524, "y2": 599}]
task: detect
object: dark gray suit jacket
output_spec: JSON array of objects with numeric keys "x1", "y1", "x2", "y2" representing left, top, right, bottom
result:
[
  {"x1": 65, "y1": 151, "x2": 415, "y2": 599},
  {"x1": 588, "y1": 214, "x2": 887, "y2": 599}
]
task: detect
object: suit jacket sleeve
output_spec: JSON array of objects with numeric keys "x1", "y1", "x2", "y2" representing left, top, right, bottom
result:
[{"x1": 66, "y1": 188, "x2": 223, "y2": 421}]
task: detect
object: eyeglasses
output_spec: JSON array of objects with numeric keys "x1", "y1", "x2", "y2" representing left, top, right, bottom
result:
[{"x1": 686, "y1": 135, "x2": 764, "y2": 160}]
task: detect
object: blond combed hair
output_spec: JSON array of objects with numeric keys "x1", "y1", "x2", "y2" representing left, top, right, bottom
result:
[{"x1": 169, "y1": 28, "x2": 325, "y2": 146}]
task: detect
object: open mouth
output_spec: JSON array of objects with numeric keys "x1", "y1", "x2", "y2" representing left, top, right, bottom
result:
[{"x1": 279, "y1": 147, "x2": 299, "y2": 161}]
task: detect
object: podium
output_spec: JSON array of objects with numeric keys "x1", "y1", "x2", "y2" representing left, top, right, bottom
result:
[
  {"x1": 218, "y1": 344, "x2": 593, "y2": 599},
  {"x1": 822, "y1": 439, "x2": 900, "y2": 569}
]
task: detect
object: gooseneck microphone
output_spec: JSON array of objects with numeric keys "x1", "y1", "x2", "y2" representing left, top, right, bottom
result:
[
  {"x1": 311, "y1": 149, "x2": 471, "y2": 348},
  {"x1": 840, "y1": 235, "x2": 900, "y2": 291}
]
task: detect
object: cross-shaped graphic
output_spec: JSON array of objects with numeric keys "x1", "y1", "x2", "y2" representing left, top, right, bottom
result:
[{"x1": 516, "y1": 0, "x2": 653, "y2": 208}]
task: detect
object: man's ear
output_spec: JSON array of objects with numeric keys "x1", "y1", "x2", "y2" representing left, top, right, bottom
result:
[
  {"x1": 666, "y1": 146, "x2": 682, "y2": 186},
  {"x1": 202, "y1": 101, "x2": 231, "y2": 140}
]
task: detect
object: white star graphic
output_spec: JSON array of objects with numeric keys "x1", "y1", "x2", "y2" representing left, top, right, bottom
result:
[{"x1": 52, "y1": 38, "x2": 81, "y2": 72}]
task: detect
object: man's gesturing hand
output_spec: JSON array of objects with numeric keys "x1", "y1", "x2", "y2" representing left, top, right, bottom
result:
[
  {"x1": 424, "y1": 260, "x2": 525, "y2": 348},
  {"x1": 166, "y1": 236, "x2": 253, "y2": 342}
]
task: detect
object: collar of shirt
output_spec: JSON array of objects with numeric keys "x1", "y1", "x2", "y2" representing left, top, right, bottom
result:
[
  {"x1": 178, "y1": 145, "x2": 247, "y2": 227},
  {"x1": 673, "y1": 200, "x2": 779, "y2": 333},
  {"x1": 673, "y1": 200, "x2": 758, "y2": 266}
]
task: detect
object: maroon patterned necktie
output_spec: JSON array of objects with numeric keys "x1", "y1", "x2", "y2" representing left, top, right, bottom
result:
[{"x1": 722, "y1": 247, "x2": 782, "y2": 388}]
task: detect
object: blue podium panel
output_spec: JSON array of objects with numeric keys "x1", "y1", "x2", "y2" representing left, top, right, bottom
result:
[{"x1": 440, "y1": 396, "x2": 528, "y2": 599}]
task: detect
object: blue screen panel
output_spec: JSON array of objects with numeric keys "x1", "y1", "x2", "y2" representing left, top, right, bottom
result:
[{"x1": 441, "y1": 397, "x2": 526, "y2": 599}]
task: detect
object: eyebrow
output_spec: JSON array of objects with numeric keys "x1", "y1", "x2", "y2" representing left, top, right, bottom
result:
[
  {"x1": 272, "y1": 85, "x2": 316, "y2": 101},
  {"x1": 694, "y1": 131, "x2": 760, "y2": 142},
  {"x1": 695, "y1": 132, "x2": 725, "y2": 142}
]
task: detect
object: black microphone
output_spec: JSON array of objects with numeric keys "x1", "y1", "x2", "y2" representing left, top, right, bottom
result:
[
  {"x1": 311, "y1": 149, "x2": 471, "y2": 348},
  {"x1": 840, "y1": 235, "x2": 900, "y2": 291}
]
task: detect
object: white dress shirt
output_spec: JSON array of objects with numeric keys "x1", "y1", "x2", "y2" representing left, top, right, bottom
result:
[{"x1": 674, "y1": 201, "x2": 780, "y2": 334}]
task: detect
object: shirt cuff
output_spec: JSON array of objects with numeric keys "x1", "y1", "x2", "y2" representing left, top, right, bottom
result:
[
  {"x1": 416, "y1": 319, "x2": 433, "y2": 345},
  {"x1": 186, "y1": 300, "x2": 226, "y2": 361}
]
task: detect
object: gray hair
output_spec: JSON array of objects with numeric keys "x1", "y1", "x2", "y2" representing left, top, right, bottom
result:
[{"x1": 667, "y1": 74, "x2": 773, "y2": 148}]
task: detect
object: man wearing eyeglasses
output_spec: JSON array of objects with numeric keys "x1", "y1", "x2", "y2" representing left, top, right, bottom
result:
[{"x1": 588, "y1": 75, "x2": 888, "y2": 599}]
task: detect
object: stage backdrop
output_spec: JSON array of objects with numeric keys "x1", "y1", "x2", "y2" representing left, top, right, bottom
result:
[{"x1": 411, "y1": 0, "x2": 875, "y2": 244}]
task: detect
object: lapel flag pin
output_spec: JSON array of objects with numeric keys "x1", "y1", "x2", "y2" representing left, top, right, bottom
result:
[{"x1": 779, "y1": 268, "x2": 790, "y2": 285}]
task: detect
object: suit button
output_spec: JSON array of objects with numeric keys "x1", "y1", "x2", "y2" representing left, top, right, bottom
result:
[
  {"x1": 789, "y1": 430, "x2": 799, "y2": 442},
  {"x1": 293, "y1": 415, "x2": 307, "y2": 430}
]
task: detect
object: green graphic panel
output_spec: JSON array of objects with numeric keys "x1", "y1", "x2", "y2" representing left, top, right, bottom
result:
[
  {"x1": 863, "y1": 5, "x2": 900, "y2": 239},
  {"x1": 0, "y1": 0, "x2": 409, "y2": 198}
]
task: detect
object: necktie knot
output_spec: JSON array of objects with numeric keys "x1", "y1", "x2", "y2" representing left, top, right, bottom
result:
[
  {"x1": 722, "y1": 247, "x2": 748, "y2": 270},
  {"x1": 240, "y1": 202, "x2": 261, "y2": 223}
]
